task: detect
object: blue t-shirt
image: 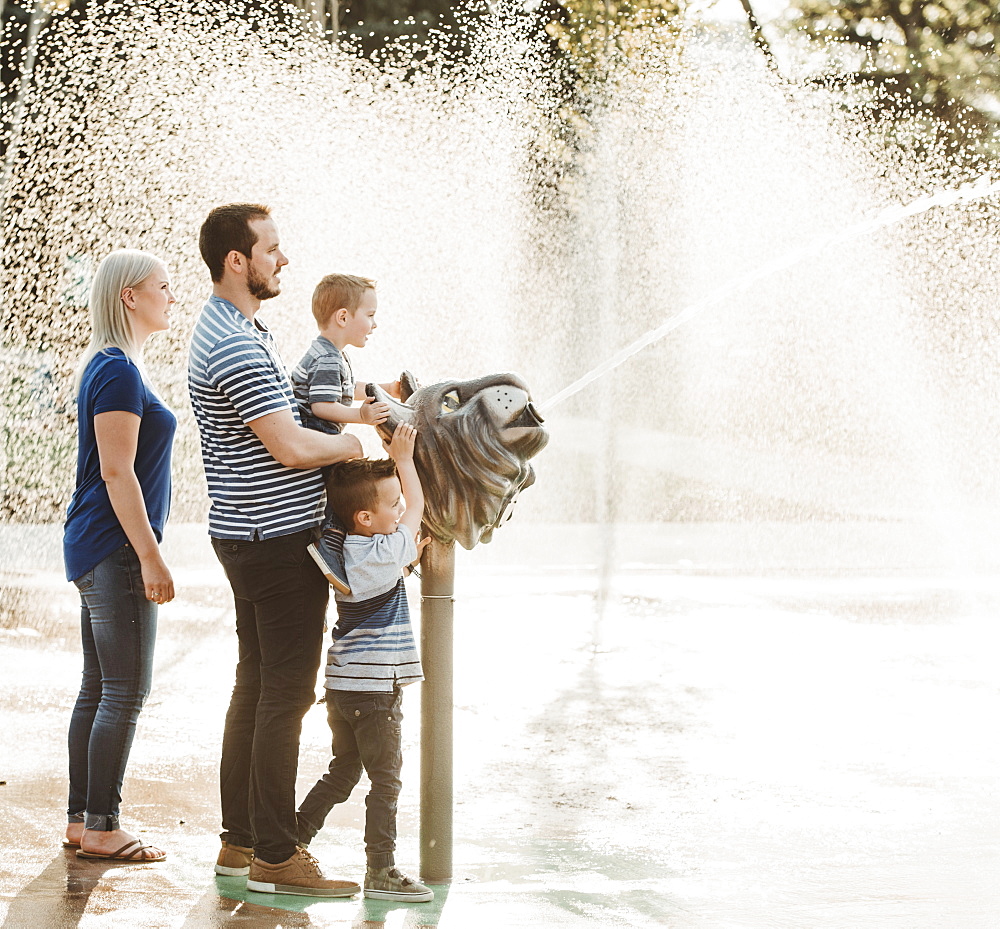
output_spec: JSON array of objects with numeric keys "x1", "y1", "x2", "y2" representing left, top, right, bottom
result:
[{"x1": 63, "y1": 348, "x2": 176, "y2": 581}]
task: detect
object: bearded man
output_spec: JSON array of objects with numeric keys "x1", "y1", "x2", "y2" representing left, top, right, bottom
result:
[{"x1": 188, "y1": 203, "x2": 362, "y2": 897}]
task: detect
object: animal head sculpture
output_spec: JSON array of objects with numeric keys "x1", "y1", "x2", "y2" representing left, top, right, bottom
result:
[{"x1": 367, "y1": 373, "x2": 548, "y2": 550}]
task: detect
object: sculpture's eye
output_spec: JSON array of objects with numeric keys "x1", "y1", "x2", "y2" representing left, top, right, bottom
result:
[{"x1": 440, "y1": 390, "x2": 461, "y2": 415}]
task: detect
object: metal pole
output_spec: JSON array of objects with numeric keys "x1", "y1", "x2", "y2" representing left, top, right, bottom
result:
[
  {"x1": 293, "y1": 0, "x2": 337, "y2": 39},
  {"x1": 419, "y1": 538, "x2": 454, "y2": 883}
]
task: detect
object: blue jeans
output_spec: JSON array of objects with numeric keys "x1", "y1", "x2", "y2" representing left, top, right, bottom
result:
[
  {"x1": 67, "y1": 544, "x2": 157, "y2": 831},
  {"x1": 297, "y1": 687, "x2": 404, "y2": 869},
  {"x1": 212, "y1": 528, "x2": 329, "y2": 864}
]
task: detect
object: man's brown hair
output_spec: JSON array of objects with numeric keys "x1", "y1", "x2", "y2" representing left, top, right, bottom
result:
[
  {"x1": 326, "y1": 457, "x2": 398, "y2": 530},
  {"x1": 199, "y1": 202, "x2": 272, "y2": 283},
  {"x1": 312, "y1": 273, "x2": 376, "y2": 327}
]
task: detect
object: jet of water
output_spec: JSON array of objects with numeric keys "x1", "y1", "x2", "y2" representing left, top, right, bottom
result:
[{"x1": 539, "y1": 173, "x2": 1000, "y2": 413}]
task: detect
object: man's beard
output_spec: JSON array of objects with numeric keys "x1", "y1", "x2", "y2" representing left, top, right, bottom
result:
[{"x1": 247, "y1": 262, "x2": 280, "y2": 300}]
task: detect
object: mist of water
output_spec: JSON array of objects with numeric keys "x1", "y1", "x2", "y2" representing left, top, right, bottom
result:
[
  {"x1": 3, "y1": 0, "x2": 1000, "y2": 572},
  {"x1": 541, "y1": 173, "x2": 1000, "y2": 413}
]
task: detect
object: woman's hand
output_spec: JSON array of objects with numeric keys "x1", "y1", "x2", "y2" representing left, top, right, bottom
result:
[
  {"x1": 95, "y1": 410, "x2": 175, "y2": 604},
  {"x1": 141, "y1": 553, "x2": 174, "y2": 604}
]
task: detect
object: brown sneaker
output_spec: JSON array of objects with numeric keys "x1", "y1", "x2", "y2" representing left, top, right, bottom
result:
[
  {"x1": 214, "y1": 841, "x2": 253, "y2": 876},
  {"x1": 246, "y1": 847, "x2": 360, "y2": 897}
]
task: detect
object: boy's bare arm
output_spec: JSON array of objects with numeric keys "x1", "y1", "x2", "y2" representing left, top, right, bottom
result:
[
  {"x1": 312, "y1": 397, "x2": 389, "y2": 426},
  {"x1": 385, "y1": 421, "x2": 424, "y2": 536}
]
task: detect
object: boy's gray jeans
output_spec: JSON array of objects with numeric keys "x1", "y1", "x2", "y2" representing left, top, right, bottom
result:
[{"x1": 297, "y1": 686, "x2": 404, "y2": 870}]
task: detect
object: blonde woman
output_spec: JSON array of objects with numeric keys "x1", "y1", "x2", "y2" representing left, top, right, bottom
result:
[{"x1": 62, "y1": 250, "x2": 176, "y2": 862}]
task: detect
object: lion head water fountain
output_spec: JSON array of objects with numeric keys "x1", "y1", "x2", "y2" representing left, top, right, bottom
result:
[{"x1": 369, "y1": 373, "x2": 548, "y2": 549}]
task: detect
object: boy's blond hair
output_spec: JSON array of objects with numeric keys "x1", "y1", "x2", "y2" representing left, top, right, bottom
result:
[{"x1": 312, "y1": 273, "x2": 377, "y2": 326}]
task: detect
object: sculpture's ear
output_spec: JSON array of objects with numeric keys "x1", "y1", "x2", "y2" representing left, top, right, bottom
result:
[
  {"x1": 366, "y1": 382, "x2": 417, "y2": 444},
  {"x1": 399, "y1": 370, "x2": 419, "y2": 402}
]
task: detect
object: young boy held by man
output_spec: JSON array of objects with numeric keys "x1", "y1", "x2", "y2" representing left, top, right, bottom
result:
[
  {"x1": 290, "y1": 273, "x2": 400, "y2": 437},
  {"x1": 296, "y1": 421, "x2": 433, "y2": 902},
  {"x1": 290, "y1": 273, "x2": 401, "y2": 592}
]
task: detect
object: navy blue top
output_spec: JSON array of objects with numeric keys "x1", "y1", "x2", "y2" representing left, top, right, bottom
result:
[{"x1": 63, "y1": 348, "x2": 176, "y2": 582}]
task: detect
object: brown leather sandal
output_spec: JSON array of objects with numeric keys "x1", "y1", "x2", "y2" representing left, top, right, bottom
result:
[{"x1": 76, "y1": 840, "x2": 166, "y2": 862}]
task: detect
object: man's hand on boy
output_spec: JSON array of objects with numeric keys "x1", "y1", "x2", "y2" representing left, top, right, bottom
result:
[
  {"x1": 360, "y1": 396, "x2": 390, "y2": 426},
  {"x1": 385, "y1": 421, "x2": 417, "y2": 462}
]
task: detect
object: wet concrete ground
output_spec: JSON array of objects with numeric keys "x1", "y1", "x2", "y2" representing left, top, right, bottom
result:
[{"x1": 2, "y1": 522, "x2": 999, "y2": 927}]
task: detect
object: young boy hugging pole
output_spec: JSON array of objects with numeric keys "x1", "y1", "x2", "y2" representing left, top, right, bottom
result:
[{"x1": 297, "y1": 421, "x2": 433, "y2": 902}]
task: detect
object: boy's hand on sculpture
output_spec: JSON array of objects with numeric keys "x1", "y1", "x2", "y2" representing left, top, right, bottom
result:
[
  {"x1": 403, "y1": 533, "x2": 431, "y2": 577},
  {"x1": 386, "y1": 422, "x2": 424, "y2": 534},
  {"x1": 359, "y1": 397, "x2": 390, "y2": 426},
  {"x1": 384, "y1": 421, "x2": 417, "y2": 463}
]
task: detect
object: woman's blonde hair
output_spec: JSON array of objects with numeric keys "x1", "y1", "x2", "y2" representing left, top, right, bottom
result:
[{"x1": 73, "y1": 249, "x2": 163, "y2": 392}]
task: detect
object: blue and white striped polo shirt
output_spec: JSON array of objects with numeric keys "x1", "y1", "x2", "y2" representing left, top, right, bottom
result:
[
  {"x1": 188, "y1": 295, "x2": 325, "y2": 540},
  {"x1": 326, "y1": 527, "x2": 423, "y2": 693}
]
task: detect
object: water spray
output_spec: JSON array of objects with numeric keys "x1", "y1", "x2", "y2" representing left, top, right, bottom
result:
[{"x1": 540, "y1": 173, "x2": 1000, "y2": 413}]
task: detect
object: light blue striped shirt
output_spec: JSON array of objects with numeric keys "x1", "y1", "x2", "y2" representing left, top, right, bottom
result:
[
  {"x1": 326, "y1": 527, "x2": 423, "y2": 693},
  {"x1": 187, "y1": 296, "x2": 325, "y2": 540}
]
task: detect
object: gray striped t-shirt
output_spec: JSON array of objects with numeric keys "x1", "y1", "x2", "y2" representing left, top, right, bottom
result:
[
  {"x1": 188, "y1": 295, "x2": 325, "y2": 540},
  {"x1": 326, "y1": 527, "x2": 423, "y2": 693},
  {"x1": 290, "y1": 336, "x2": 354, "y2": 436}
]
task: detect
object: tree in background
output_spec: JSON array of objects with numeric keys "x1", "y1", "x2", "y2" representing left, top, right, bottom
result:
[
  {"x1": 335, "y1": 0, "x2": 474, "y2": 61},
  {"x1": 335, "y1": 0, "x2": 691, "y2": 79},
  {"x1": 784, "y1": 0, "x2": 1000, "y2": 131},
  {"x1": 544, "y1": 0, "x2": 688, "y2": 79}
]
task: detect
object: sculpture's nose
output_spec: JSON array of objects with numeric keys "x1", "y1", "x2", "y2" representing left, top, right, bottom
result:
[
  {"x1": 514, "y1": 401, "x2": 544, "y2": 428},
  {"x1": 504, "y1": 399, "x2": 545, "y2": 430}
]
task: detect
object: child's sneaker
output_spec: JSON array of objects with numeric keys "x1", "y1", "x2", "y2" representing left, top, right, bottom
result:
[
  {"x1": 364, "y1": 866, "x2": 434, "y2": 902},
  {"x1": 308, "y1": 518, "x2": 351, "y2": 595},
  {"x1": 214, "y1": 840, "x2": 253, "y2": 876}
]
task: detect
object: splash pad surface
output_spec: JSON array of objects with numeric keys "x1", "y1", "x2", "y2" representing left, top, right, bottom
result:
[{"x1": 1, "y1": 523, "x2": 999, "y2": 928}]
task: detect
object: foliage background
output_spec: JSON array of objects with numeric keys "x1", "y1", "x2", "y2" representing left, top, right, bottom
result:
[{"x1": 780, "y1": 0, "x2": 1000, "y2": 145}]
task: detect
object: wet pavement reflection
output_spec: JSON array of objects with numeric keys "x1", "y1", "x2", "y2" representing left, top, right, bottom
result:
[{"x1": 2, "y1": 523, "x2": 999, "y2": 927}]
